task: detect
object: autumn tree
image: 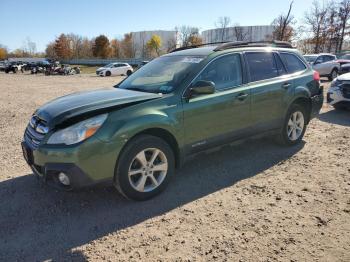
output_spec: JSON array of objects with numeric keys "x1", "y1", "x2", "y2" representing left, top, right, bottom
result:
[
  {"x1": 110, "y1": 39, "x2": 121, "y2": 58},
  {"x1": 215, "y1": 16, "x2": 231, "y2": 41},
  {"x1": 271, "y1": 1, "x2": 295, "y2": 41},
  {"x1": 146, "y1": 35, "x2": 162, "y2": 57},
  {"x1": 93, "y1": 35, "x2": 110, "y2": 58},
  {"x1": 0, "y1": 44, "x2": 7, "y2": 59},
  {"x1": 304, "y1": 1, "x2": 328, "y2": 53},
  {"x1": 54, "y1": 34, "x2": 72, "y2": 59},
  {"x1": 338, "y1": 0, "x2": 350, "y2": 51},
  {"x1": 188, "y1": 35, "x2": 203, "y2": 46},
  {"x1": 176, "y1": 26, "x2": 201, "y2": 47},
  {"x1": 121, "y1": 33, "x2": 134, "y2": 58}
]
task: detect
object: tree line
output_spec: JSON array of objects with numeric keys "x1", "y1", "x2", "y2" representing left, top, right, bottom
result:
[{"x1": 1, "y1": 0, "x2": 350, "y2": 60}]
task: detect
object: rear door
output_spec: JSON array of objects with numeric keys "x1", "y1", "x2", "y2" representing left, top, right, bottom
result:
[
  {"x1": 182, "y1": 53, "x2": 251, "y2": 153},
  {"x1": 246, "y1": 51, "x2": 290, "y2": 131}
]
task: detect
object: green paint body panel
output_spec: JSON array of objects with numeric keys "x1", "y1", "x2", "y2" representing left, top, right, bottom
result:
[{"x1": 24, "y1": 46, "x2": 323, "y2": 187}]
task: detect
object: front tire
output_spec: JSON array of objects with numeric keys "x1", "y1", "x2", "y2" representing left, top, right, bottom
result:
[
  {"x1": 114, "y1": 135, "x2": 175, "y2": 201},
  {"x1": 127, "y1": 70, "x2": 132, "y2": 76},
  {"x1": 105, "y1": 71, "x2": 111, "y2": 77},
  {"x1": 278, "y1": 104, "x2": 307, "y2": 146}
]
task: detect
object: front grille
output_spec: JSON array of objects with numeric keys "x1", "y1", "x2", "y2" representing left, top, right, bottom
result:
[
  {"x1": 341, "y1": 84, "x2": 350, "y2": 99},
  {"x1": 24, "y1": 115, "x2": 48, "y2": 149}
]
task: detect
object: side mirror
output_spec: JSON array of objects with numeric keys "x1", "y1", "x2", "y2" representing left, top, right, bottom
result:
[{"x1": 190, "y1": 80, "x2": 215, "y2": 96}]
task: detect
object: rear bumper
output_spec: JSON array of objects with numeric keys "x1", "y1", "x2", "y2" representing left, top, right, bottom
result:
[{"x1": 310, "y1": 86, "x2": 324, "y2": 119}]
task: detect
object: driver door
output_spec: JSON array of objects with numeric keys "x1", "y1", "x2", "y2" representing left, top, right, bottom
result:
[{"x1": 182, "y1": 53, "x2": 251, "y2": 153}]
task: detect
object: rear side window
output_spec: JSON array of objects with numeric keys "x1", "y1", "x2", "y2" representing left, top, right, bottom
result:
[
  {"x1": 274, "y1": 53, "x2": 287, "y2": 76},
  {"x1": 246, "y1": 52, "x2": 278, "y2": 81},
  {"x1": 280, "y1": 53, "x2": 306, "y2": 73}
]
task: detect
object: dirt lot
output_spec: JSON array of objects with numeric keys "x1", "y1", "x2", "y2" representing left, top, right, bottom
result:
[{"x1": 0, "y1": 73, "x2": 349, "y2": 261}]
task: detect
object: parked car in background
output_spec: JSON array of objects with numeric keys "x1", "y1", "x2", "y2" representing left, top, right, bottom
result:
[
  {"x1": 339, "y1": 63, "x2": 350, "y2": 74},
  {"x1": 96, "y1": 63, "x2": 133, "y2": 77},
  {"x1": 0, "y1": 61, "x2": 7, "y2": 71},
  {"x1": 4, "y1": 62, "x2": 25, "y2": 73},
  {"x1": 327, "y1": 73, "x2": 350, "y2": 110},
  {"x1": 21, "y1": 41, "x2": 323, "y2": 200},
  {"x1": 304, "y1": 53, "x2": 340, "y2": 80}
]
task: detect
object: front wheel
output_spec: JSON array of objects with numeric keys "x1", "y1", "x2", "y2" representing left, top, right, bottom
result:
[
  {"x1": 105, "y1": 71, "x2": 111, "y2": 77},
  {"x1": 114, "y1": 135, "x2": 175, "y2": 201},
  {"x1": 278, "y1": 104, "x2": 307, "y2": 146},
  {"x1": 126, "y1": 70, "x2": 132, "y2": 76}
]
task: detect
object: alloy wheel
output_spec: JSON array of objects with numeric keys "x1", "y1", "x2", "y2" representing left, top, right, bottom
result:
[
  {"x1": 287, "y1": 111, "x2": 305, "y2": 141},
  {"x1": 128, "y1": 148, "x2": 168, "y2": 192}
]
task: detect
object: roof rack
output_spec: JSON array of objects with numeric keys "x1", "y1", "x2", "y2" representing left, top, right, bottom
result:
[
  {"x1": 170, "y1": 41, "x2": 230, "y2": 53},
  {"x1": 170, "y1": 40, "x2": 293, "y2": 53},
  {"x1": 213, "y1": 40, "x2": 294, "y2": 51}
]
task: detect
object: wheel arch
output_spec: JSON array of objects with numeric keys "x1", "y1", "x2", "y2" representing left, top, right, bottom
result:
[
  {"x1": 289, "y1": 96, "x2": 312, "y2": 124},
  {"x1": 118, "y1": 127, "x2": 181, "y2": 169}
]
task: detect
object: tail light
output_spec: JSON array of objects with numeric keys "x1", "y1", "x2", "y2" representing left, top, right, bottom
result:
[{"x1": 313, "y1": 71, "x2": 320, "y2": 82}]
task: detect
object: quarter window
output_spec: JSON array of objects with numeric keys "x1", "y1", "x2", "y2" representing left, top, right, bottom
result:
[
  {"x1": 195, "y1": 54, "x2": 242, "y2": 91},
  {"x1": 246, "y1": 52, "x2": 278, "y2": 81},
  {"x1": 280, "y1": 53, "x2": 306, "y2": 73}
]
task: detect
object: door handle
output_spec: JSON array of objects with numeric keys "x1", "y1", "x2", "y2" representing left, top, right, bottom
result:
[
  {"x1": 282, "y1": 82, "x2": 291, "y2": 89},
  {"x1": 236, "y1": 93, "x2": 249, "y2": 101}
]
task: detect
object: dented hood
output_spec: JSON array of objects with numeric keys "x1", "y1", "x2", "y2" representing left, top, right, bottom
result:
[{"x1": 35, "y1": 88, "x2": 162, "y2": 127}]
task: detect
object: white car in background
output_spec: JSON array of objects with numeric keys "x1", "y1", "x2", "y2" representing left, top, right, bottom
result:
[
  {"x1": 304, "y1": 53, "x2": 340, "y2": 81},
  {"x1": 96, "y1": 63, "x2": 133, "y2": 77},
  {"x1": 327, "y1": 73, "x2": 350, "y2": 110}
]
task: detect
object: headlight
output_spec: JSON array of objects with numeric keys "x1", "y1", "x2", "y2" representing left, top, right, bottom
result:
[{"x1": 47, "y1": 114, "x2": 107, "y2": 145}]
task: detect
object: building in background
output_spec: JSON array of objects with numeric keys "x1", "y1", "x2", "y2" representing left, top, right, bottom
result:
[
  {"x1": 131, "y1": 30, "x2": 180, "y2": 58},
  {"x1": 201, "y1": 25, "x2": 275, "y2": 44}
]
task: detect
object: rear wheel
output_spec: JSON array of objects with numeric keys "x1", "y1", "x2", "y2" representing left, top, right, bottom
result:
[
  {"x1": 328, "y1": 68, "x2": 338, "y2": 81},
  {"x1": 114, "y1": 135, "x2": 175, "y2": 201},
  {"x1": 278, "y1": 104, "x2": 307, "y2": 146},
  {"x1": 105, "y1": 71, "x2": 111, "y2": 77}
]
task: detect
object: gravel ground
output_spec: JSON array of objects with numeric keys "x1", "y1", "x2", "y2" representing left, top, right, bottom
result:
[{"x1": 0, "y1": 73, "x2": 349, "y2": 261}]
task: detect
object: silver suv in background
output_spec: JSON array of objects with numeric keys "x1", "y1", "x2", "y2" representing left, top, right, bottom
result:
[{"x1": 304, "y1": 54, "x2": 340, "y2": 81}]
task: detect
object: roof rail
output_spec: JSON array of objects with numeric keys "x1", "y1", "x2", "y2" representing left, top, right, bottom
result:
[
  {"x1": 170, "y1": 41, "x2": 230, "y2": 53},
  {"x1": 170, "y1": 40, "x2": 294, "y2": 54},
  {"x1": 213, "y1": 40, "x2": 294, "y2": 51}
]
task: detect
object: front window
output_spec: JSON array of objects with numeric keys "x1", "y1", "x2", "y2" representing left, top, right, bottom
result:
[{"x1": 118, "y1": 55, "x2": 204, "y2": 93}]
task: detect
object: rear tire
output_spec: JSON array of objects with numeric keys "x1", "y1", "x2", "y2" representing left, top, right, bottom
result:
[
  {"x1": 328, "y1": 68, "x2": 338, "y2": 81},
  {"x1": 114, "y1": 135, "x2": 175, "y2": 201},
  {"x1": 277, "y1": 104, "x2": 307, "y2": 146},
  {"x1": 105, "y1": 71, "x2": 111, "y2": 77}
]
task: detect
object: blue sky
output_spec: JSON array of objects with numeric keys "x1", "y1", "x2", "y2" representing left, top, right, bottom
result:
[{"x1": 0, "y1": 0, "x2": 315, "y2": 52}]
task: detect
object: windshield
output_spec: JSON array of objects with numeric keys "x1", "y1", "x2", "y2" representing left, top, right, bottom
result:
[
  {"x1": 118, "y1": 55, "x2": 204, "y2": 93},
  {"x1": 104, "y1": 63, "x2": 114, "y2": 68},
  {"x1": 303, "y1": 55, "x2": 317, "y2": 63}
]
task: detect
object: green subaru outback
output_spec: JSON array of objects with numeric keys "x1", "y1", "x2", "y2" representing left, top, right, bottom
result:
[{"x1": 22, "y1": 41, "x2": 323, "y2": 200}]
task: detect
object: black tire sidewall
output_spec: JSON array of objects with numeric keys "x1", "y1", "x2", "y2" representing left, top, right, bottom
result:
[
  {"x1": 106, "y1": 71, "x2": 111, "y2": 76},
  {"x1": 281, "y1": 104, "x2": 307, "y2": 146},
  {"x1": 114, "y1": 135, "x2": 175, "y2": 201},
  {"x1": 127, "y1": 70, "x2": 132, "y2": 76}
]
